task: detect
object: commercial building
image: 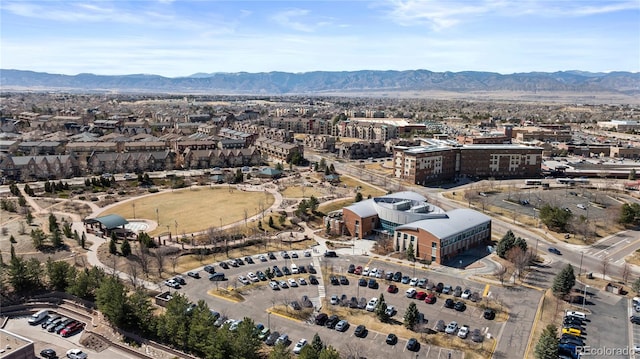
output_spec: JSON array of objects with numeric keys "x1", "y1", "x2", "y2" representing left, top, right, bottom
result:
[{"x1": 336, "y1": 191, "x2": 491, "y2": 264}]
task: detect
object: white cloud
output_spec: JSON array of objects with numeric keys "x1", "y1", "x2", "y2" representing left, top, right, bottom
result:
[{"x1": 271, "y1": 8, "x2": 325, "y2": 32}]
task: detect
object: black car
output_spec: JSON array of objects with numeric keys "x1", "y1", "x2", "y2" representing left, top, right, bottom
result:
[
  {"x1": 563, "y1": 318, "x2": 583, "y2": 327},
  {"x1": 315, "y1": 313, "x2": 328, "y2": 325},
  {"x1": 471, "y1": 329, "x2": 484, "y2": 342},
  {"x1": 406, "y1": 338, "x2": 419, "y2": 351},
  {"x1": 385, "y1": 333, "x2": 397, "y2": 345},
  {"x1": 348, "y1": 297, "x2": 359, "y2": 308},
  {"x1": 324, "y1": 251, "x2": 337, "y2": 257},
  {"x1": 268, "y1": 252, "x2": 276, "y2": 260},
  {"x1": 265, "y1": 331, "x2": 280, "y2": 346},
  {"x1": 298, "y1": 265, "x2": 307, "y2": 274},
  {"x1": 308, "y1": 265, "x2": 317, "y2": 274},
  {"x1": 203, "y1": 265, "x2": 215, "y2": 273},
  {"x1": 282, "y1": 266, "x2": 291, "y2": 275},
  {"x1": 435, "y1": 320, "x2": 446, "y2": 332},
  {"x1": 219, "y1": 262, "x2": 229, "y2": 270},
  {"x1": 385, "y1": 272, "x2": 394, "y2": 280},
  {"x1": 631, "y1": 315, "x2": 640, "y2": 324},
  {"x1": 354, "y1": 324, "x2": 367, "y2": 338},
  {"x1": 435, "y1": 282, "x2": 444, "y2": 293},
  {"x1": 309, "y1": 275, "x2": 319, "y2": 285},
  {"x1": 330, "y1": 276, "x2": 340, "y2": 285},
  {"x1": 40, "y1": 349, "x2": 57, "y2": 358},
  {"x1": 358, "y1": 278, "x2": 367, "y2": 287},
  {"x1": 483, "y1": 309, "x2": 496, "y2": 320},
  {"x1": 187, "y1": 271, "x2": 201, "y2": 279},
  {"x1": 42, "y1": 315, "x2": 61, "y2": 329},
  {"x1": 289, "y1": 301, "x2": 302, "y2": 310},
  {"x1": 548, "y1": 247, "x2": 562, "y2": 255},
  {"x1": 236, "y1": 258, "x2": 245, "y2": 265},
  {"x1": 244, "y1": 256, "x2": 254, "y2": 264},
  {"x1": 325, "y1": 315, "x2": 340, "y2": 329},
  {"x1": 454, "y1": 301, "x2": 466, "y2": 312},
  {"x1": 368, "y1": 278, "x2": 378, "y2": 289},
  {"x1": 257, "y1": 271, "x2": 267, "y2": 281},
  {"x1": 444, "y1": 298, "x2": 455, "y2": 308},
  {"x1": 348, "y1": 264, "x2": 356, "y2": 273},
  {"x1": 392, "y1": 271, "x2": 402, "y2": 282},
  {"x1": 560, "y1": 335, "x2": 584, "y2": 346},
  {"x1": 339, "y1": 276, "x2": 349, "y2": 285}
]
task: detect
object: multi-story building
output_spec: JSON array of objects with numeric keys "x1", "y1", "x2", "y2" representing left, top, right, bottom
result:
[
  {"x1": 394, "y1": 142, "x2": 543, "y2": 184},
  {"x1": 597, "y1": 120, "x2": 640, "y2": 132},
  {"x1": 254, "y1": 137, "x2": 304, "y2": 163}
]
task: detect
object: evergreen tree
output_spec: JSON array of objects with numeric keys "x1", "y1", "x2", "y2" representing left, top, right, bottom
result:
[
  {"x1": 7, "y1": 256, "x2": 43, "y2": 292},
  {"x1": 73, "y1": 230, "x2": 80, "y2": 245},
  {"x1": 96, "y1": 276, "x2": 127, "y2": 327},
  {"x1": 187, "y1": 300, "x2": 216, "y2": 357},
  {"x1": 31, "y1": 228, "x2": 46, "y2": 249},
  {"x1": 25, "y1": 209, "x2": 33, "y2": 225},
  {"x1": 552, "y1": 264, "x2": 576, "y2": 298},
  {"x1": 375, "y1": 293, "x2": 390, "y2": 323},
  {"x1": 10, "y1": 243, "x2": 16, "y2": 260},
  {"x1": 318, "y1": 347, "x2": 341, "y2": 359},
  {"x1": 496, "y1": 230, "x2": 516, "y2": 258},
  {"x1": 329, "y1": 164, "x2": 335, "y2": 173},
  {"x1": 81, "y1": 232, "x2": 86, "y2": 249},
  {"x1": 157, "y1": 294, "x2": 191, "y2": 349},
  {"x1": 121, "y1": 239, "x2": 131, "y2": 257},
  {"x1": 311, "y1": 333, "x2": 324, "y2": 353},
  {"x1": 514, "y1": 237, "x2": 528, "y2": 252},
  {"x1": 534, "y1": 324, "x2": 559, "y2": 359},
  {"x1": 269, "y1": 342, "x2": 292, "y2": 359},
  {"x1": 9, "y1": 235, "x2": 16, "y2": 243},
  {"x1": 355, "y1": 192, "x2": 363, "y2": 202},
  {"x1": 51, "y1": 229, "x2": 63, "y2": 248},
  {"x1": 403, "y1": 302, "x2": 419, "y2": 330},
  {"x1": 406, "y1": 241, "x2": 415, "y2": 261},
  {"x1": 268, "y1": 216, "x2": 274, "y2": 228},
  {"x1": 126, "y1": 289, "x2": 157, "y2": 336},
  {"x1": 630, "y1": 168, "x2": 637, "y2": 181},
  {"x1": 109, "y1": 237, "x2": 117, "y2": 255},
  {"x1": 63, "y1": 221, "x2": 73, "y2": 238},
  {"x1": 46, "y1": 258, "x2": 72, "y2": 291}
]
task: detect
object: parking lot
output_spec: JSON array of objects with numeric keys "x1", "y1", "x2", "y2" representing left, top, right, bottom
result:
[{"x1": 168, "y1": 251, "x2": 517, "y2": 358}]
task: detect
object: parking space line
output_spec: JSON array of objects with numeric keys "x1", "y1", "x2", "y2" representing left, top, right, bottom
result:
[{"x1": 482, "y1": 284, "x2": 490, "y2": 297}]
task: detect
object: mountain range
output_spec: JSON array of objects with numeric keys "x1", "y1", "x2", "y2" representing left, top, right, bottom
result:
[{"x1": 1, "y1": 69, "x2": 638, "y2": 97}]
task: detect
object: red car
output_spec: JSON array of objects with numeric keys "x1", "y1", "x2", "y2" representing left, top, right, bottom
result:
[
  {"x1": 424, "y1": 293, "x2": 437, "y2": 304},
  {"x1": 60, "y1": 322, "x2": 85, "y2": 337},
  {"x1": 387, "y1": 284, "x2": 398, "y2": 293},
  {"x1": 354, "y1": 266, "x2": 363, "y2": 275},
  {"x1": 416, "y1": 291, "x2": 427, "y2": 300}
]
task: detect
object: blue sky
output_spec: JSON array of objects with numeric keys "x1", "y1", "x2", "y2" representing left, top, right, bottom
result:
[{"x1": 1, "y1": 0, "x2": 638, "y2": 77}]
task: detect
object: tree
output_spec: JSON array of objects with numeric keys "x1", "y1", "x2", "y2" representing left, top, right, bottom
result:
[
  {"x1": 496, "y1": 230, "x2": 516, "y2": 258},
  {"x1": 48, "y1": 213, "x2": 59, "y2": 233},
  {"x1": 96, "y1": 276, "x2": 127, "y2": 327},
  {"x1": 81, "y1": 232, "x2": 86, "y2": 249},
  {"x1": 506, "y1": 247, "x2": 532, "y2": 280},
  {"x1": 7, "y1": 256, "x2": 43, "y2": 292},
  {"x1": 403, "y1": 302, "x2": 419, "y2": 330},
  {"x1": 269, "y1": 342, "x2": 292, "y2": 359},
  {"x1": 121, "y1": 238, "x2": 131, "y2": 257},
  {"x1": 268, "y1": 216, "x2": 275, "y2": 228},
  {"x1": 25, "y1": 209, "x2": 33, "y2": 225},
  {"x1": 46, "y1": 258, "x2": 73, "y2": 291},
  {"x1": 10, "y1": 243, "x2": 16, "y2": 260},
  {"x1": 31, "y1": 228, "x2": 47, "y2": 249},
  {"x1": 50, "y1": 229, "x2": 63, "y2": 248},
  {"x1": 329, "y1": 164, "x2": 335, "y2": 173},
  {"x1": 187, "y1": 300, "x2": 216, "y2": 357},
  {"x1": 406, "y1": 241, "x2": 415, "y2": 262},
  {"x1": 539, "y1": 204, "x2": 572, "y2": 231},
  {"x1": 552, "y1": 264, "x2": 575, "y2": 298},
  {"x1": 126, "y1": 288, "x2": 156, "y2": 336},
  {"x1": 374, "y1": 293, "x2": 389, "y2": 323},
  {"x1": 632, "y1": 277, "x2": 640, "y2": 293},
  {"x1": 230, "y1": 317, "x2": 262, "y2": 358},
  {"x1": 630, "y1": 168, "x2": 637, "y2": 181},
  {"x1": 318, "y1": 346, "x2": 341, "y2": 359},
  {"x1": 157, "y1": 293, "x2": 191, "y2": 349},
  {"x1": 601, "y1": 256, "x2": 610, "y2": 280},
  {"x1": 534, "y1": 324, "x2": 558, "y2": 359},
  {"x1": 619, "y1": 203, "x2": 640, "y2": 225},
  {"x1": 355, "y1": 192, "x2": 363, "y2": 202},
  {"x1": 109, "y1": 237, "x2": 117, "y2": 255},
  {"x1": 311, "y1": 333, "x2": 324, "y2": 353}
]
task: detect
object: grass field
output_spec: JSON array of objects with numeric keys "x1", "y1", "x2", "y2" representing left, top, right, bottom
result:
[
  {"x1": 280, "y1": 186, "x2": 325, "y2": 198},
  {"x1": 340, "y1": 175, "x2": 387, "y2": 198},
  {"x1": 100, "y1": 187, "x2": 274, "y2": 236}
]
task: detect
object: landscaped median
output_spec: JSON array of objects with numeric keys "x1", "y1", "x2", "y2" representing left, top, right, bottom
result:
[{"x1": 207, "y1": 288, "x2": 245, "y2": 303}]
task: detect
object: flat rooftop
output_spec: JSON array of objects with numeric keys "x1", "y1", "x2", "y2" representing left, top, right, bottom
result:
[{"x1": 0, "y1": 328, "x2": 33, "y2": 358}]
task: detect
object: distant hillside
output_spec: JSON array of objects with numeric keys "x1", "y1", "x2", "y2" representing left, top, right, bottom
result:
[{"x1": 1, "y1": 69, "x2": 638, "y2": 97}]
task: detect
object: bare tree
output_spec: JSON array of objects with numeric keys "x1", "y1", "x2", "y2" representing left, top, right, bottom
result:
[
  {"x1": 128, "y1": 261, "x2": 141, "y2": 289},
  {"x1": 171, "y1": 255, "x2": 180, "y2": 274},
  {"x1": 494, "y1": 266, "x2": 508, "y2": 285},
  {"x1": 506, "y1": 247, "x2": 532, "y2": 281},
  {"x1": 601, "y1": 256, "x2": 610, "y2": 280},
  {"x1": 135, "y1": 244, "x2": 151, "y2": 276},
  {"x1": 154, "y1": 248, "x2": 166, "y2": 277},
  {"x1": 464, "y1": 187, "x2": 479, "y2": 208},
  {"x1": 621, "y1": 262, "x2": 631, "y2": 283}
]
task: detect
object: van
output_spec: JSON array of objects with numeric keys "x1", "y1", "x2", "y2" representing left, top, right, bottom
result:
[
  {"x1": 291, "y1": 263, "x2": 298, "y2": 274},
  {"x1": 561, "y1": 327, "x2": 581, "y2": 336},
  {"x1": 565, "y1": 311, "x2": 586, "y2": 320},
  {"x1": 324, "y1": 251, "x2": 337, "y2": 258},
  {"x1": 28, "y1": 310, "x2": 49, "y2": 325},
  {"x1": 209, "y1": 272, "x2": 225, "y2": 281}
]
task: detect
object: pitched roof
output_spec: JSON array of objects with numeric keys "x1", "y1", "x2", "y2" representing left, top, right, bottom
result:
[{"x1": 86, "y1": 214, "x2": 129, "y2": 229}]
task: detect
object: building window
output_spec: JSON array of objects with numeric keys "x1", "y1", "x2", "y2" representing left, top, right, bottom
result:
[
  {"x1": 431, "y1": 256, "x2": 436, "y2": 262},
  {"x1": 432, "y1": 242, "x2": 437, "y2": 248}
]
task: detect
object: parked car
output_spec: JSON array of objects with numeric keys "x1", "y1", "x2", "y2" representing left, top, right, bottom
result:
[
  {"x1": 282, "y1": 266, "x2": 291, "y2": 275},
  {"x1": 268, "y1": 252, "x2": 276, "y2": 260},
  {"x1": 29, "y1": 310, "x2": 49, "y2": 325},
  {"x1": 445, "y1": 321, "x2": 459, "y2": 334},
  {"x1": 258, "y1": 255, "x2": 268, "y2": 262},
  {"x1": 401, "y1": 275, "x2": 411, "y2": 284},
  {"x1": 213, "y1": 316, "x2": 228, "y2": 327},
  {"x1": 359, "y1": 278, "x2": 367, "y2": 287},
  {"x1": 307, "y1": 265, "x2": 317, "y2": 274},
  {"x1": 471, "y1": 329, "x2": 484, "y2": 342},
  {"x1": 298, "y1": 278, "x2": 308, "y2": 286},
  {"x1": 461, "y1": 289, "x2": 472, "y2": 299},
  {"x1": 173, "y1": 275, "x2": 186, "y2": 285},
  {"x1": 330, "y1": 276, "x2": 340, "y2": 285},
  {"x1": 265, "y1": 331, "x2": 280, "y2": 346},
  {"x1": 406, "y1": 338, "x2": 419, "y2": 351},
  {"x1": 187, "y1": 271, "x2": 201, "y2": 278},
  {"x1": 368, "y1": 278, "x2": 378, "y2": 289},
  {"x1": 325, "y1": 315, "x2": 339, "y2": 329},
  {"x1": 458, "y1": 325, "x2": 469, "y2": 338},
  {"x1": 330, "y1": 295, "x2": 340, "y2": 305},
  {"x1": 387, "y1": 284, "x2": 398, "y2": 293},
  {"x1": 453, "y1": 286, "x2": 463, "y2": 297},
  {"x1": 42, "y1": 315, "x2": 61, "y2": 329},
  {"x1": 442, "y1": 284, "x2": 452, "y2": 294},
  {"x1": 385, "y1": 272, "x2": 394, "y2": 280},
  {"x1": 269, "y1": 281, "x2": 280, "y2": 290},
  {"x1": 303, "y1": 250, "x2": 311, "y2": 257},
  {"x1": 409, "y1": 277, "x2": 419, "y2": 286},
  {"x1": 385, "y1": 333, "x2": 397, "y2": 345},
  {"x1": 454, "y1": 301, "x2": 467, "y2": 312},
  {"x1": 424, "y1": 293, "x2": 436, "y2": 304},
  {"x1": 61, "y1": 322, "x2": 85, "y2": 337},
  {"x1": 291, "y1": 252, "x2": 298, "y2": 259},
  {"x1": 324, "y1": 251, "x2": 337, "y2": 257},
  {"x1": 417, "y1": 278, "x2": 428, "y2": 288},
  {"x1": 293, "y1": 338, "x2": 307, "y2": 354},
  {"x1": 392, "y1": 271, "x2": 402, "y2": 282},
  {"x1": 362, "y1": 267, "x2": 370, "y2": 276},
  {"x1": 335, "y1": 320, "x2": 349, "y2": 332},
  {"x1": 354, "y1": 324, "x2": 367, "y2": 338},
  {"x1": 219, "y1": 262, "x2": 229, "y2": 269},
  {"x1": 339, "y1": 275, "x2": 349, "y2": 285},
  {"x1": 55, "y1": 319, "x2": 75, "y2": 334},
  {"x1": 40, "y1": 349, "x2": 57, "y2": 359},
  {"x1": 348, "y1": 264, "x2": 356, "y2": 273},
  {"x1": 416, "y1": 291, "x2": 427, "y2": 300},
  {"x1": 354, "y1": 266, "x2": 363, "y2": 275},
  {"x1": 247, "y1": 272, "x2": 259, "y2": 282},
  {"x1": 631, "y1": 315, "x2": 640, "y2": 324},
  {"x1": 275, "y1": 333, "x2": 289, "y2": 346},
  {"x1": 385, "y1": 305, "x2": 396, "y2": 316},
  {"x1": 258, "y1": 327, "x2": 271, "y2": 340},
  {"x1": 278, "y1": 280, "x2": 289, "y2": 289},
  {"x1": 405, "y1": 288, "x2": 417, "y2": 298},
  {"x1": 238, "y1": 276, "x2": 250, "y2": 285},
  {"x1": 244, "y1": 256, "x2": 254, "y2": 264},
  {"x1": 483, "y1": 309, "x2": 496, "y2": 320},
  {"x1": 66, "y1": 349, "x2": 88, "y2": 359},
  {"x1": 435, "y1": 282, "x2": 444, "y2": 293},
  {"x1": 47, "y1": 317, "x2": 66, "y2": 332},
  {"x1": 315, "y1": 313, "x2": 328, "y2": 325},
  {"x1": 365, "y1": 297, "x2": 378, "y2": 311},
  {"x1": 309, "y1": 275, "x2": 319, "y2": 285},
  {"x1": 444, "y1": 298, "x2": 455, "y2": 308},
  {"x1": 288, "y1": 278, "x2": 298, "y2": 287},
  {"x1": 257, "y1": 271, "x2": 267, "y2": 281}
]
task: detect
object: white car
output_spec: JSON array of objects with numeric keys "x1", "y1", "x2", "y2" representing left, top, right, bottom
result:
[
  {"x1": 461, "y1": 289, "x2": 472, "y2": 299},
  {"x1": 238, "y1": 276, "x2": 250, "y2": 285},
  {"x1": 298, "y1": 278, "x2": 307, "y2": 286},
  {"x1": 369, "y1": 268, "x2": 378, "y2": 277},
  {"x1": 385, "y1": 305, "x2": 396, "y2": 316},
  {"x1": 409, "y1": 277, "x2": 419, "y2": 286},
  {"x1": 293, "y1": 338, "x2": 308, "y2": 354},
  {"x1": 164, "y1": 279, "x2": 179, "y2": 288},
  {"x1": 445, "y1": 321, "x2": 459, "y2": 334},
  {"x1": 247, "y1": 272, "x2": 259, "y2": 282},
  {"x1": 269, "y1": 281, "x2": 280, "y2": 290},
  {"x1": 365, "y1": 297, "x2": 378, "y2": 312},
  {"x1": 288, "y1": 278, "x2": 298, "y2": 287},
  {"x1": 405, "y1": 288, "x2": 417, "y2": 298},
  {"x1": 376, "y1": 269, "x2": 384, "y2": 278},
  {"x1": 330, "y1": 295, "x2": 339, "y2": 305},
  {"x1": 458, "y1": 325, "x2": 469, "y2": 338},
  {"x1": 362, "y1": 267, "x2": 370, "y2": 276},
  {"x1": 258, "y1": 255, "x2": 267, "y2": 262},
  {"x1": 66, "y1": 349, "x2": 88, "y2": 359}
]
